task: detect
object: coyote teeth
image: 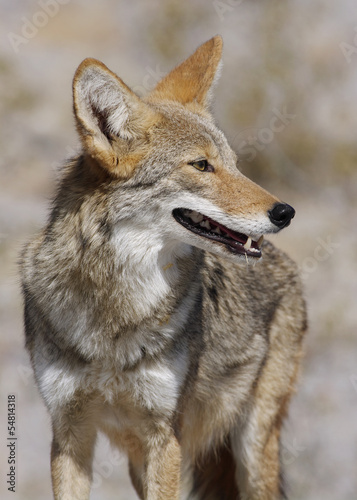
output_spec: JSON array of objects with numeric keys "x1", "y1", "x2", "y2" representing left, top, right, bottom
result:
[
  {"x1": 200, "y1": 220, "x2": 211, "y2": 230},
  {"x1": 243, "y1": 237, "x2": 252, "y2": 251},
  {"x1": 190, "y1": 211, "x2": 204, "y2": 223},
  {"x1": 212, "y1": 227, "x2": 222, "y2": 235},
  {"x1": 257, "y1": 235, "x2": 264, "y2": 248}
]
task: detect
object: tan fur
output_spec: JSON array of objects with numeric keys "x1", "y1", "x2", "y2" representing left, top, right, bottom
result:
[
  {"x1": 149, "y1": 36, "x2": 222, "y2": 107},
  {"x1": 20, "y1": 36, "x2": 306, "y2": 499}
]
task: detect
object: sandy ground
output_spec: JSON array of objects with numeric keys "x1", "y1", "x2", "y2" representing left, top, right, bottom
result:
[{"x1": 1, "y1": 1, "x2": 357, "y2": 499}]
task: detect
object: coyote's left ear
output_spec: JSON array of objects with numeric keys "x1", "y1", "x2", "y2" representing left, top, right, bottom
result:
[
  {"x1": 149, "y1": 36, "x2": 223, "y2": 109},
  {"x1": 73, "y1": 58, "x2": 158, "y2": 177}
]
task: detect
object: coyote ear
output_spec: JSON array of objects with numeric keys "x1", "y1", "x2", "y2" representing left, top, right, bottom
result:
[
  {"x1": 73, "y1": 58, "x2": 156, "y2": 176},
  {"x1": 149, "y1": 36, "x2": 223, "y2": 109}
]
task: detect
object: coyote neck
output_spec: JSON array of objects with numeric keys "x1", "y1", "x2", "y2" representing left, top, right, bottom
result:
[
  {"x1": 111, "y1": 222, "x2": 198, "y2": 322},
  {"x1": 23, "y1": 201, "x2": 201, "y2": 366},
  {"x1": 80, "y1": 227, "x2": 202, "y2": 365}
]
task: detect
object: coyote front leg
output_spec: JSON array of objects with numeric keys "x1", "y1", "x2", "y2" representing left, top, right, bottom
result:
[
  {"x1": 50, "y1": 400, "x2": 98, "y2": 500},
  {"x1": 142, "y1": 432, "x2": 181, "y2": 500}
]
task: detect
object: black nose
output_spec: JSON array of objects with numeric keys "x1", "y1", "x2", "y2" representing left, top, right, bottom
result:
[{"x1": 269, "y1": 203, "x2": 295, "y2": 229}]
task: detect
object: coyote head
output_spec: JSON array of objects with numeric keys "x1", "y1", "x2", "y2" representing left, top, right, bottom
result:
[{"x1": 72, "y1": 36, "x2": 294, "y2": 262}]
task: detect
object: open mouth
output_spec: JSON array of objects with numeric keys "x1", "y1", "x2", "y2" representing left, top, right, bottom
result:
[{"x1": 172, "y1": 208, "x2": 263, "y2": 258}]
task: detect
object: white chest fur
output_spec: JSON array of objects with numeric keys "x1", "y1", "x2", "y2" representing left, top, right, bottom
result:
[
  {"x1": 98, "y1": 345, "x2": 189, "y2": 419},
  {"x1": 36, "y1": 222, "x2": 196, "y2": 428}
]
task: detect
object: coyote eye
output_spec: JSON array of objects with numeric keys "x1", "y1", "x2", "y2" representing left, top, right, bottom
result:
[{"x1": 189, "y1": 159, "x2": 214, "y2": 172}]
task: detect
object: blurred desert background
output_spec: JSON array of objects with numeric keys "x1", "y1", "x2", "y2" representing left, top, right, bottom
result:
[{"x1": 1, "y1": 0, "x2": 357, "y2": 499}]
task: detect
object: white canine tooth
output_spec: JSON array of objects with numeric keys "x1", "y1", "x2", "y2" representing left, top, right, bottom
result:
[
  {"x1": 200, "y1": 220, "x2": 211, "y2": 230},
  {"x1": 257, "y1": 235, "x2": 264, "y2": 248},
  {"x1": 243, "y1": 236, "x2": 252, "y2": 250},
  {"x1": 213, "y1": 227, "x2": 222, "y2": 235},
  {"x1": 190, "y1": 211, "x2": 204, "y2": 223}
]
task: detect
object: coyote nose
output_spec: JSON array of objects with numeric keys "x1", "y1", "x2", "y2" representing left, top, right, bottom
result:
[{"x1": 269, "y1": 203, "x2": 295, "y2": 229}]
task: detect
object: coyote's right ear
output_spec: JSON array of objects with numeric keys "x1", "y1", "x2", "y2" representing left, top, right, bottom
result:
[{"x1": 73, "y1": 58, "x2": 158, "y2": 177}]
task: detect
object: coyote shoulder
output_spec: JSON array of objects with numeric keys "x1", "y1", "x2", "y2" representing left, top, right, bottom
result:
[{"x1": 21, "y1": 36, "x2": 306, "y2": 500}]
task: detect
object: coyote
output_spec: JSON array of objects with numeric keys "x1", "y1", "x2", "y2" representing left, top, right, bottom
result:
[{"x1": 21, "y1": 36, "x2": 306, "y2": 500}]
